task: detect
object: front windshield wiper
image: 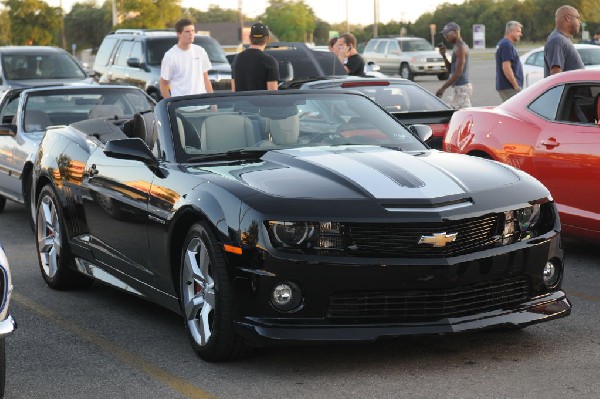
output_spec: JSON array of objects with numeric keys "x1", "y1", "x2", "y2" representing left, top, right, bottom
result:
[{"x1": 185, "y1": 149, "x2": 267, "y2": 163}]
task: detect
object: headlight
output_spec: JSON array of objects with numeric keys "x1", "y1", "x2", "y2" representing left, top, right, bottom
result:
[
  {"x1": 516, "y1": 204, "x2": 541, "y2": 236},
  {"x1": 266, "y1": 221, "x2": 343, "y2": 253},
  {"x1": 502, "y1": 202, "x2": 553, "y2": 244}
]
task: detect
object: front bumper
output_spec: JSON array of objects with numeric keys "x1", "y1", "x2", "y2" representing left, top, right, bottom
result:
[{"x1": 234, "y1": 291, "x2": 570, "y2": 343}]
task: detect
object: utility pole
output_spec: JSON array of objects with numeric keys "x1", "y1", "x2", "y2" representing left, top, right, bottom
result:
[
  {"x1": 59, "y1": 0, "x2": 66, "y2": 49},
  {"x1": 345, "y1": 0, "x2": 349, "y2": 33},
  {"x1": 112, "y1": 0, "x2": 118, "y2": 26},
  {"x1": 373, "y1": 0, "x2": 379, "y2": 38},
  {"x1": 238, "y1": 0, "x2": 244, "y2": 43}
]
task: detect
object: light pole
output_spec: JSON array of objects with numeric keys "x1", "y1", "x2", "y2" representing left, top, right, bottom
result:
[
  {"x1": 112, "y1": 0, "x2": 118, "y2": 26},
  {"x1": 59, "y1": 0, "x2": 66, "y2": 49},
  {"x1": 373, "y1": 0, "x2": 379, "y2": 37},
  {"x1": 345, "y1": 0, "x2": 349, "y2": 33}
]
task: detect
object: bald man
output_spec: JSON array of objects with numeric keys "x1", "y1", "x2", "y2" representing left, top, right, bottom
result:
[{"x1": 544, "y1": 5, "x2": 584, "y2": 77}]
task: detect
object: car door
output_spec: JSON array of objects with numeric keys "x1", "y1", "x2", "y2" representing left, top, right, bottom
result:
[
  {"x1": 81, "y1": 146, "x2": 164, "y2": 290},
  {"x1": 0, "y1": 92, "x2": 23, "y2": 200},
  {"x1": 531, "y1": 84, "x2": 600, "y2": 232},
  {"x1": 384, "y1": 40, "x2": 402, "y2": 75}
]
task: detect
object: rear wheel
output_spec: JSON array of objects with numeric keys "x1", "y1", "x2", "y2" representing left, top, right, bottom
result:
[
  {"x1": 437, "y1": 72, "x2": 449, "y2": 80},
  {"x1": 36, "y1": 185, "x2": 93, "y2": 290},
  {"x1": 0, "y1": 196, "x2": 5, "y2": 213},
  {"x1": 400, "y1": 64, "x2": 414, "y2": 80},
  {"x1": 179, "y1": 222, "x2": 252, "y2": 362}
]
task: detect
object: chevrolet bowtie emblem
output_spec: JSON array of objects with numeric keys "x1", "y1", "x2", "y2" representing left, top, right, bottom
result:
[{"x1": 418, "y1": 232, "x2": 458, "y2": 247}]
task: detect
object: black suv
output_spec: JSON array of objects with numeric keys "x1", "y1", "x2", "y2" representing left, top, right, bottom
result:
[{"x1": 93, "y1": 29, "x2": 232, "y2": 100}]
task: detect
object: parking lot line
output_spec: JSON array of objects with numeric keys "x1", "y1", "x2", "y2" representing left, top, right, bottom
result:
[{"x1": 12, "y1": 291, "x2": 216, "y2": 399}]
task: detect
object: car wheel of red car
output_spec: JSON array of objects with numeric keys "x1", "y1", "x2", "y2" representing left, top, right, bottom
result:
[
  {"x1": 36, "y1": 185, "x2": 94, "y2": 290},
  {"x1": 179, "y1": 222, "x2": 252, "y2": 362}
]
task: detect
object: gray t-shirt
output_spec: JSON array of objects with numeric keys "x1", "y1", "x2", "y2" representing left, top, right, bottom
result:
[{"x1": 544, "y1": 29, "x2": 584, "y2": 77}]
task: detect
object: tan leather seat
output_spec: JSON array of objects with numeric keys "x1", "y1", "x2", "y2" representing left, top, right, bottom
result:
[{"x1": 200, "y1": 114, "x2": 255, "y2": 151}]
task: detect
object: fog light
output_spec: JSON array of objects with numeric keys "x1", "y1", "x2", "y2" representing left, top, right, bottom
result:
[
  {"x1": 543, "y1": 260, "x2": 560, "y2": 288},
  {"x1": 270, "y1": 282, "x2": 302, "y2": 311}
]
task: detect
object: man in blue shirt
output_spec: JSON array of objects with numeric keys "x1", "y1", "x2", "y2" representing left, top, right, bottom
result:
[{"x1": 496, "y1": 21, "x2": 524, "y2": 102}]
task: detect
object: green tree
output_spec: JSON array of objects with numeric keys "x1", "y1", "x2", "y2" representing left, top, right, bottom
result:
[
  {"x1": 185, "y1": 5, "x2": 240, "y2": 23},
  {"x1": 115, "y1": 0, "x2": 181, "y2": 29},
  {"x1": 0, "y1": 10, "x2": 11, "y2": 45},
  {"x1": 3, "y1": 0, "x2": 63, "y2": 45},
  {"x1": 65, "y1": 2, "x2": 112, "y2": 50},
  {"x1": 260, "y1": 0, "x2": 316, "y2": 42}
]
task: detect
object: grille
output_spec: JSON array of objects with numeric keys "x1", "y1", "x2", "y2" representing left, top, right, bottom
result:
[
  {"x1": 426, "y1": 57, "x2": 443, "y2": 62},
  {"x1": 326, "y1": 277, "x2": 529, "y2": 322},
  {"x1": 345, "y1": 214, "x2": 501, "y2": 257}
]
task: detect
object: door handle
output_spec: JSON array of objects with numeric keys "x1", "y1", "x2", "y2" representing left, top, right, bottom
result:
[{"x1": 541, "y1": 137, "x2": 559, "y2": 149}]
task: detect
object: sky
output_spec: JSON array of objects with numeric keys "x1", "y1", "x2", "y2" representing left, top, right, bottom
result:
[{"x1": 50, "y1": 0, "x2": 465, "y2": 25}]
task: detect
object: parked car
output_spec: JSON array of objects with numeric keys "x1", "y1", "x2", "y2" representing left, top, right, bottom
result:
[
  {"x1": 443, "y1": 69, "x2": 600, "y2": 242},
  {"x1": 0, "y1": 85, "x2": 155, "y2": 224},
  {"x1": 311, "y1": 44, "x2": 387, "y2": 77},
  {"x1": 520, "y1": 43, "x2": 600, "y2": 88},
  {"x1": 32, "y1": 89, "x2": 569, "y2": 362},
  {"x1": 0, "y1": 241, "x2": 16, "y2": 398},
  {"x1": 280, "y1": 76, "x2": 454, "y2": 149},
  {"x1": 0, "y1": 46, "x2": 93, "y2": 94},
  {"x1": 93, "y1": 29, "x2": 232, "y2": 99},
  {"x1": 362, "y1": 36, "x2": 448, "y2": 80}
]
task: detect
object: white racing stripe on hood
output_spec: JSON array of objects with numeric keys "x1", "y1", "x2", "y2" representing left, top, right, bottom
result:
[{"x1": 300, "y1": 149, "x2": 465, "y2": 199}]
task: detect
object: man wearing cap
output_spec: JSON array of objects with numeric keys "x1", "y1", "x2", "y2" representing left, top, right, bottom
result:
[
  {"x1": 231, "y1": 22, "x2": 280, "y2": 92},
  {"x1": 160, "y1": 18, "x2": 213, "y2": 99},
  {"x1": 436, "y1": 22, "x2": 472, "y2": 109}
]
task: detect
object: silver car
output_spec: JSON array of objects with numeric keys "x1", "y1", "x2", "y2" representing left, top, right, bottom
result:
[{"x1": 362, "y1": 36, "x2": 448, "y2": 81}]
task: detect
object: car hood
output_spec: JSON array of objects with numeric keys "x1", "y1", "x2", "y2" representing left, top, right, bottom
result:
[
  {"x1": 404, "y1": 50, "x2": 443, "y2": 60},
  {"x1": 194, "y1": 146, "x2": 539, "y2": 204}
]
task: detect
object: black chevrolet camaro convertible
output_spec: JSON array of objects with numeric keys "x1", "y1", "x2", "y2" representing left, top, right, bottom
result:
[{"x1": 32, "y1": 90, "x2": 570, "y2": 362}]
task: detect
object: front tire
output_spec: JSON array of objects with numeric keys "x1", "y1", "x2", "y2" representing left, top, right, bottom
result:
[
  {"x1": 36, "y1": 185, "x2": 93, "y2": 290},
  {"x1": 437, "y1": 72, "x2": 449, "y2": 80},
  {"x1": 179, "y1": 222, "x2": 251, "y2": 362},
  {"x1": 0, "y1": 196, "x2": 5, "y2": 213},
  {"x1": 400, "y1": 64, "x2": 414, "y2": 80}
]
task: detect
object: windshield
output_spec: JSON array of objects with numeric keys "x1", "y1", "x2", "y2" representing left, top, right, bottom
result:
[
  {"x1": 401, "y1": 39, "x2": 434, "y2": 52},
  {"x1": 2, "y1": 51, "x2": 86, "y2": 80},
  {"x1": 146, "y1": 37, "x2": 228, "y2": 65},
  {"x1": 317, "y1": 81, "x2": 449, "y2": 112},
  {"x1": 170, "y1": 92, "x2": 427, "y2": 162},
  {"x1": 578, "y1": 48, "x2": 600, "y2": 66},
  {"x1": 20, "y1": 87, "x2": 154, "y2": 132}
]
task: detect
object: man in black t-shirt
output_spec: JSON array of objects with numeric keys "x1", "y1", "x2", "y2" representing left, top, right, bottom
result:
[
  {"x1": 335, "y1": 33, "x2": 365, "y2": 76},
  {"x1": 232, "y1": 23, "x2": 280, "y2": 91}
]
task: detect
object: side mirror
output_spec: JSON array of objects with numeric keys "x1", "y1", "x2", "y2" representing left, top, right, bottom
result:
[
  {"x1": 0, "y1": 123, "x2": 17, "y2": 137},
  {"x1": 409, "y1": 124, "x2": 433, "y2": 143},
  {"x1": 104, "y1": 138, "x2": 158, "y2": 168},
  {"x1": 127, "y1": 57, "x2": 150, "y2": 72},
  {"x1": 278, "y1": 61, "x2": 293, "y2": 82}
]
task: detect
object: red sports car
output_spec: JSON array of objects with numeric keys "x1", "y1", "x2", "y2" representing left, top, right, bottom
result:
[{"x1": 443, "y1": 69, "x2": 600, "y2": 242}]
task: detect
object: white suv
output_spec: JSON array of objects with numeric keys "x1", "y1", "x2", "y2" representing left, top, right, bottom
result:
[{"x1": 362, "y1": 36, "x2": 448, "y2": 81}]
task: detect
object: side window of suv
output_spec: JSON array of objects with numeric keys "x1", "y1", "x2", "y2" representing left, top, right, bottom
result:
[
  {"x1": 95, "y1": 37, "x2": 118, "y2": 67},
  {"x1": 388, "y1": 40, "x2": 400, "y2": 55},
  {"x1": 115, "y1": 41, "x2": 134, "y2": 67},
  {"x1": 374, "y1": 40, "x2": 387, "y2": 54},
  {"x1": 363, "y1": 40, "x2": 377, "y2": 53},
  {"x1": 130, "y1": 41, "x2": 143, "y2": 62}
]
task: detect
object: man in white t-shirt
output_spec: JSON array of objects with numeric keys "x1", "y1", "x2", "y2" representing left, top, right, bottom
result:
[{"x1": 160, "y1": 18, "x2": 213, "y2": 98}]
